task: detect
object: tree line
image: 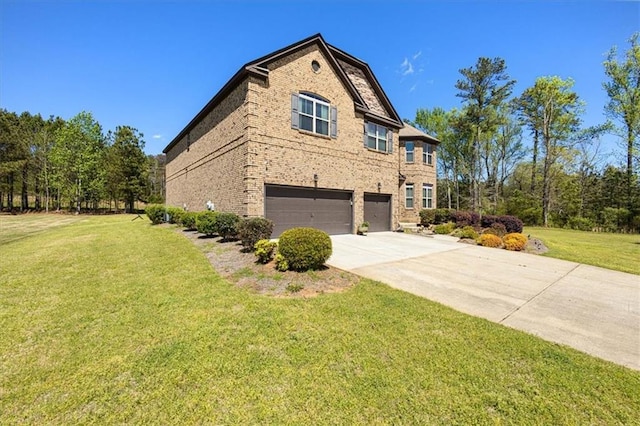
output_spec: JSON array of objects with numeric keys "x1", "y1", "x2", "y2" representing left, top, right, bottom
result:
[
  {"x1": 412, "y1": 33, "x2": 639, "y2": 232},
  {"x1": 0, "y1": 110, "x2": 166, "y2": 213}
]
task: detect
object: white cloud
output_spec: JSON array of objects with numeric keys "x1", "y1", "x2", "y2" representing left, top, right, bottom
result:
[
  {"x1": 152, "y1": 134, "x2": 162, "y2": 139},
  {"x1": 412, "y1": 51, "x2": 422, "y2": 60},
  {"x1": 409, "y1": 84, "x2": 418, "y2": 93},
  {"x1": 400, "y1": 57, "x2": 414, "y2": 76}
]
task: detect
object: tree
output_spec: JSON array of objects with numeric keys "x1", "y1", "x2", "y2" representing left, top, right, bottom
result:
[
  {"x1": 107, "y1": 126, "x2": 148, "y2": 213},
  {"x1": 603, "y1": 32, "x2": 640, "y2": 212},
  {"x1": 455, "y1": 57, "x2": 516, "y2": 211},
  {"x1": 51, "y1": 111, "x2": 105, "y2": 212},
  {"x1": 0, "y1": 110, "x2": 23, "y2": 210},
  {"x1": 514, "y1": 76, "x2": 582, "y2": 226}
]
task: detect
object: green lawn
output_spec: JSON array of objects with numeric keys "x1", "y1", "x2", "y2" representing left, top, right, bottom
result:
[
  {"x1": 1, "y1": 215, "x2": 639, "y2": 424},
  {"x1": 526, "y1": 226, "x2": 640, "y2": 275}
]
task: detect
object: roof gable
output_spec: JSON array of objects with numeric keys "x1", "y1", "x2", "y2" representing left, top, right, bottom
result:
[{"x1": 164, "y1": 34, "x2": 404, "y2": 153}]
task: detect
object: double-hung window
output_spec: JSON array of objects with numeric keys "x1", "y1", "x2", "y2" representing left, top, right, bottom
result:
[
  {"x1": 291, "y1": 92, "x2": 337, "y2": 138},
  {"x1": 423, "y1": 143, "x2": 433, "y2": 165},
  {"x1": 422, "y1": 184, "x2": 433, "y2": 209},
  {"x1": 405, "y1": 141, "x2": 414, "y2": 163},
  {"x1": 405, "y1": 183, "x2": 414, "y2": 208},
  {"x1": 365, "y1": 122, "x2": 392, "y2": 153}
]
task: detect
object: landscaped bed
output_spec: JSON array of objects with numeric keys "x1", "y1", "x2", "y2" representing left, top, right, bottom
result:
[{"x1": 1, "y1": 214, "x2": 639, "y2": 424}]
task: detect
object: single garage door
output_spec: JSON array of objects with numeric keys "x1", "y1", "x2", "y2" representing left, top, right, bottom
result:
[
  {"x1": 364, "y1": 193, "x2": 391, "y2": 232},
  {"x1": 265, "y1": 185, "x2": 353, "y2": 237}
]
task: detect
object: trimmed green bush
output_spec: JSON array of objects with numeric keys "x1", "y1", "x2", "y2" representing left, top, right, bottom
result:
[
  {"x1": 181, "y1": 212, "x2": 197, "y2": 230},
  {"x1": 145, "y1": 204, "x2": 165, "y2": 225},
  {"x1": 238, "y1": 217, "x2": 274, "y2": 249},
  {"x1": 196, "y1": 211, "x2": 219, "y2": 236},
  {"x1": 478, "y1": 234, "x2": 503, "y2": 248},
  {"x1": 434, "y1": 222, "x2": 455, "y2": 235},
  {"x1": 166, "y1": 206, "x2": 185, "y2": 225},
  {"x1": 434, "y1": 208, "x2": 453, "y2": 224},
  {"x1": 254, "y1": 239, "x2": 277, "y2": 264},
  {"x1": 454, "y1": 225, "x2": 479, "y2": 240},
  {"x1": 274, "y1": 253, "x2": 289, "y2": 272},
  {"x1": 278, "y1": 227, "x2": 332, "y2": 271},
  {"x1": 215, "y1": 212, "x2": 240, "y2": 241},
  {"x1": 503, "y1": 233, "x2": 528, "y2": 251},
  {"x1": 419, "y1": 209, "x2": 436, "y2": 226}
]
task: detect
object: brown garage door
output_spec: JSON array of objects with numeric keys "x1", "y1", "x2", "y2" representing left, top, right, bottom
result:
[
  {"x1": 364, "y1": 193, "x2": 391, "y2": 232},
  {"x1": 265, "y1": 185, "x2": 353, "y2": 237}
]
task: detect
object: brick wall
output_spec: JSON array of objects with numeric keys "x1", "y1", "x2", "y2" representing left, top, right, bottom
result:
[{"x1": 398, "y1": 140, "x2": 438, "y2": 223}]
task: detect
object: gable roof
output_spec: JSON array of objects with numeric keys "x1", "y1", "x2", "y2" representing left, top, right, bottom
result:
[
  {"x1": 399, "y1": 122, "x2": 440, "y2": 144},
  {"x1": 164, "y1": 34, "x2": 404, "y2": 153}
]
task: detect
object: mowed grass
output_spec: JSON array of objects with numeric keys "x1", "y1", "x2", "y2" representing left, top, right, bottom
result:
[
  {"x1": 1, "y1": 216, "x2": 639, "y2": 424},
  {"x1": 0, "y1": 213, "x2": 83, "y2": 245},
  {"x1": 526, "y1": 227, "x2": 640, "y2": 275}
]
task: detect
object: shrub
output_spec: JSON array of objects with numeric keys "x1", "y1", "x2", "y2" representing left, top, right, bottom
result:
[
  {"x1": 483, "y1": 222, "x2": 507, "y2": 237},
  {"x1": 196, "y1": 211, "x2": 219, "y2": 236},
  {"x1": 478, "y1": 233, "x2": 503, "y2": 248},
  {"x1": 274, "y1": 253, "x2": 289, "y2": 272},
  {"x1": 145, "y1": 204, "x2": 165, "y2": 225},
  {"x1": 419, "y1": 209, "x2": 436, "y2": 226},
  {"x1": 434, "y1": 222, "x2": 455, "y2": 235},
  {"x1": 454, "y1": 225, "x2": 479, "y2": 240},
  {"x1": 181, "y1": 212, "x2": 197, "y2": 230},
  {"x1": 481, "y1": 214, "x2": 498, "y2": 228},
  {"x1": 451, "y1": 210, "x2": 480, "y2": 227},
  {"x1": 503, "y1": 233, "x2": 528, "y2": 251},
  {"x1": 254, "y1": 239, "x2": 277, "y2": 264},
  {"x1": 434, "y1": 208, "x2": 453, "y2": 224},
  {"x1": 278, "y1": 227, "x2": 332, "y2": 271},
  {"x1": 286, "y1": 282, "x2": 304, "y2": 293},
  {"x1": 238, "y1": 217, "x2": 274, "y2": 249},
  {"x1": 497, "y1": 215, "x2": 524, "y2": 233},
  {"x1": 566, "y1": 216, "x2": 595, "y2": 231},
  {"x1": 164, "y1": 206, "x2": 184, "y2": 224},
  {"x1": 601, "y1": 207, "x2": 631, "y2": 232},
  {"x1": 215, "y1": 212, "x2": 240, "y2": 240}
]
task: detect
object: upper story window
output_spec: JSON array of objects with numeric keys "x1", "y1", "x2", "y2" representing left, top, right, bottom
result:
[
  {"x1": 291, "y1": 92, "x2": 337, "y2": 138},
  {"x1": 405, "y1": 141, "x2": 414, "y2": 163},
  {"x1": 423, "y1": 142, "x2": 433, "y2": 165},
  {"x1": 364, "y1": 122, "x2": 393, "y2": 153}
]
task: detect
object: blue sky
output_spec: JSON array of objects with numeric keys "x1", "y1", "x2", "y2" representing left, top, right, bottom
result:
[{"x1": 1, "y1": 1, "x2": 638, "y2": 158}]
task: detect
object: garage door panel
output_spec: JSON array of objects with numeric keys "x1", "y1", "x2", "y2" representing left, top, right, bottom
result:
[
  {"x1": 265, "y1": 185, "x2": 352, "y2": 237},
  {"x1": 364, "y1": 193, "x2": 391, "y2": 232}
]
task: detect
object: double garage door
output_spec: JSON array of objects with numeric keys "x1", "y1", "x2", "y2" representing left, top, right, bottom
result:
[{"x1": 265, "y1": 185, "x2": 391, "y2": 237}]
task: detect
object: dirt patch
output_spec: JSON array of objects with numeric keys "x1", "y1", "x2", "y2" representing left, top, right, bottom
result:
[{"x1": 178, "y1": 229, "x2": 358, "y2": 298}]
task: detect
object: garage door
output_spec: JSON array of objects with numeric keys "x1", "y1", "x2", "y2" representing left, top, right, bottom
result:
[
  {"x1": 364, "y1": 193, "x2": 391, "y2": 232},
  {"x1": 265, "y1": 185, "x2": 353, "y2": 237}
]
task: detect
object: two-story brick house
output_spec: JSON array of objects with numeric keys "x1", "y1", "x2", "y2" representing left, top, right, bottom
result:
[{"x1": 163, "y1": 34, "x2": 438, "y2": 236}]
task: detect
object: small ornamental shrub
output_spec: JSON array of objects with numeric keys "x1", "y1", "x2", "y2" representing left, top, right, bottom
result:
[
  {"x1": 419, "y1": 209, "x2": 436, "y2": 226},
  {"x1": 196, "y1": 211, "x2": 219, "y2": 236},
  {"x1": 478, "y1": 233, "x2": 503, "y2": 248},
  {"x1": 181, "y1": 212, "x2": 197, "y2": 230},
  {"x1": 254, "y1": 239, "x2": 277, "y2": 264},
  {"x1": 498, "y1": 215, "x2": 524, "y2": 233},
  {"x1": 286, "y1": 282, "x2": 304, "y2": 293},
  {"x1": 215, "y1": 212, "x2": 240, "y2": 240},
  {"x1": 145, "y1": 204, "x2": 165, "y2": 224},
  {"x1": 483, "y1": 222, "x2": 507, "y2": 237},
  {"x1": 481, "y1": 214, "x2": 498, "y2": 228},
  {"x1": 165, "y1": 206, "x2": 185, "y2": 224},
  {"x1": 274, "y1": 253, "x2": 289, "y2": 272},
  {"x1": 454, "y1": 225, "x2": 479, "y2": 240},
  {"x1": 238, "y1": 217, "x2": 274, "y2": 249},
  {"x1": 434, "y1": 208, "x2": 453, "y2": 224},
  {"x1": 278, "y1": 227, "x2": 332, "y2": 271},
  {"x1": 451, "y1": 211, "x2": 472, "y2": 227},
  {"x1": 434, "y1": 222, "x2": 455, "y2": 235},
  {"x1": 566, "y1": 216, "x2": 595, "y2": 231},
  {"x1": 503, "y1": 233, "x2": 528, "y2": 251}
]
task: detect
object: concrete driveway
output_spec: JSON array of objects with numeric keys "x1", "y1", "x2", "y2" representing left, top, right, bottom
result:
[{"x1": 327, "y1": 232, "x2": 640, "y2": 370}]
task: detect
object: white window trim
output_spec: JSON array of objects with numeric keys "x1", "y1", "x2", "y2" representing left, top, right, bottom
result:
[
  {"x1": 423, "y1": 143, "x2": 433, "y2": 165},
  {"x1": 299, "y1": 93, "x2": 330, "y2": 136},
  {"x1": 405, "y1": 183, "x2": 414, "y2": 209},
  {"x1": 406, "y1": 141, "x2": 415, "y2": 163},
  {"x1": 367, "y1": 123, "x2": 388, "y2": 152},
  {"x1": 422, "y1": 183, "x2": 433, "y2": 209}
]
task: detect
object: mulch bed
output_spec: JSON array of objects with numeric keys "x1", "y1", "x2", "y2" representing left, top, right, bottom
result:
[{"x1": 177, "y1": 228, "x2": 359, "y2": 298}]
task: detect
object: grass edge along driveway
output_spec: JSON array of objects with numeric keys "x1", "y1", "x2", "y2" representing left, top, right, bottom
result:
[{"x1": 1, "y1": 215, "x2": 639, "y2": 424}]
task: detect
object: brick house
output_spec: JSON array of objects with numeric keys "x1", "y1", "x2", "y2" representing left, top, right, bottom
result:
[{"x1": 163, "y1": 34, "x2": 438, "y2": 236}]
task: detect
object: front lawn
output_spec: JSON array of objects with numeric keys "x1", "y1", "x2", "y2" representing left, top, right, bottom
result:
[
  {"x1": 1, "y1": 215, "x2": 639, "y2": 424},
  {"x1": 526, "y1": 226, "x2": 640, "y2": 275}
]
